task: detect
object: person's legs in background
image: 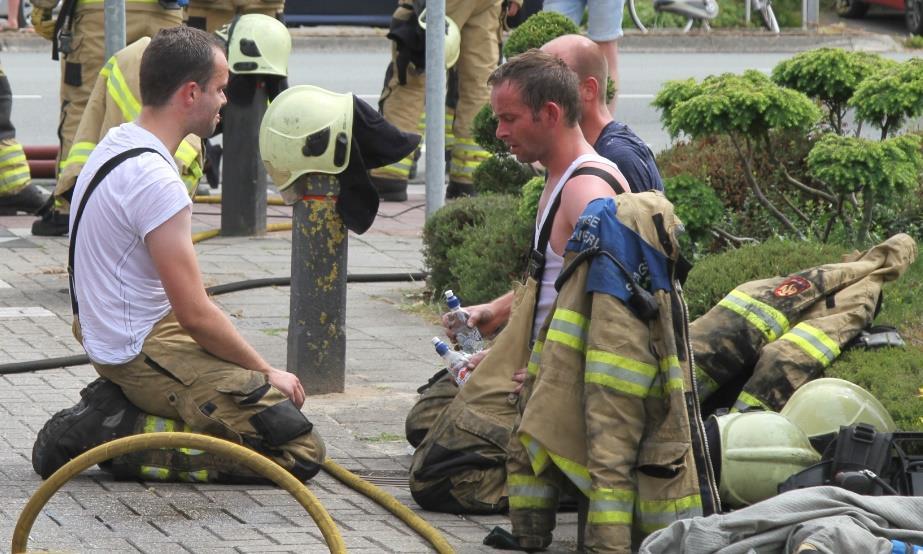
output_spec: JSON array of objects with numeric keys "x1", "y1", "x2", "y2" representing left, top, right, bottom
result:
[{"x1": 586, "y1": 0, "x2": 623, "y2": 114}]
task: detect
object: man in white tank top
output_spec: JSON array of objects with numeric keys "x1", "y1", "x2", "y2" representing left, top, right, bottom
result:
[{"x1": 443, "y1": 50, "x2": 629, "y2": 382}]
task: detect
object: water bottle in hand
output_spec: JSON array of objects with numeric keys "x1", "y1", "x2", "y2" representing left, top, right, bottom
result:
[
  {"x1": 432, "y1": 337, "x2": 472, "y2": 386},
  {"x1": 444, "y1": 290, "x2": 483, "y2": 354}
]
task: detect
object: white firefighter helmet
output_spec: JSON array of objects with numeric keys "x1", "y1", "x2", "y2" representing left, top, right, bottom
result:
[
  {"x1": 780, "y1": 378, "x2": 897, "y2": 438},
  {"x1": 417, "y1": 9, "x2": 461, "y2": 69},
  {"x1": 715, "y1": 411, "x2": 821, "y2": 508},
  {"x1": 259, "y1": 85, "x2": 353, "y2": 191},
  {"x1": 217, "y1": 14, "x2": 291, "y2": 77}
]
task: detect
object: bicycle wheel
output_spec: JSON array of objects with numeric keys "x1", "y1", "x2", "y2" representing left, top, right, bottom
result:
[
  {"x1": 756, "y1": 0, "x2": 780, "y2": 32},
  {"x1": 627, "y1": 0, "x2": 650, "y2": 33}
]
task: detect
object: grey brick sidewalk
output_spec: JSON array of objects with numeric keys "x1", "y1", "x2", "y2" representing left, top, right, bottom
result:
[{"x1": 0, "y1": 185, "x2": 578, "y2": 553}]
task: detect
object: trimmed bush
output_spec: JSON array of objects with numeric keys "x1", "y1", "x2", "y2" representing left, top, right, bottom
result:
[
  {"x1": 471, "y1": 103, "x2": 507, "y2": 155},
  {"x1": 423, "y1": 195, "x2": 532, "y2": 304},
  {"x1": 518, "y1": 176, "x2": 545, "y2": 221},
  {"x1": 472, "y1": 155, "x2": 537, "y2": 196},
  {"x1": 503, "y1": 11, "x2": 579, "y2": 59},
  {"x1": 663, "y1": 174, "x2": 725, "y2": 251}
]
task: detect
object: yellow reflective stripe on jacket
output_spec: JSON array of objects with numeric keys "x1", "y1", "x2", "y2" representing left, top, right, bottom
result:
[
  {"x1": 659, "y1": 355, "x2": 685, "y2": 394},
  {"x1": 695, "y1": 367, "x2": 720, "y2": 398},
  {"x1": 733, "y1": 390, "x2": 769, "y2": 412},
  {"x1": 587, "y1": 487, "x2": 634, "y2": 525},
  {"x1": 547, "y1": 450, "x2": 592, "y2": 495},
  {"x1": 0, "y1": 143, "x2": 29, "y2": 194},
  {"x1": 718, "y1": 289, "x2": 789, "y2": 342},
  {"x1": 140, "y1": 465, "x2": 170, "y2": 480},
  {"x1": 527, "y1": 340, "x2": 544, "y2": 376},
  {"x1": 61, "y1": 141, "x2": 97, "y2": 172},
  {"x1": 780, "y1": 322, "x2": 841, "y2": 367},
  {"x1": 636, "y1": 494, "x2": 704, "y2": 534},
  {"x1": 521, "y1": 433, "x2": 550, "y2": 475},
  {"x1": 103, "y1": 57, "x2": 141, "y2": 122},
  {"x1": 508, "y1": 473, "x2": 557, "y2": 510},
  {"x1": 545, "y1": 308, "x2": 588, "y2": 352},
  {"x1": 584, "y1": 349, "x2": 656, "y2": 398},
  {"x1": 143, "y1": 415, "x2": 175, "y2": 434}
]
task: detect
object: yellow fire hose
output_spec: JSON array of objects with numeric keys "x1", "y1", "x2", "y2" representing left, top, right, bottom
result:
[
  {"x1": 191, "y1": 222, "x2": 293, "y2": 244},
  {"x1": 194, "y1": 195, "x2": 286, "y2": 206},
  {"x1": 12, "y1": 433, "x2": 454, "y2": 554}
]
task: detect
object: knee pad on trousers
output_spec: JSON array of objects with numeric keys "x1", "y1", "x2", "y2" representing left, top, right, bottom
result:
[{"x1": 248, "y1": 400, "x2": 314, "y2": 447}]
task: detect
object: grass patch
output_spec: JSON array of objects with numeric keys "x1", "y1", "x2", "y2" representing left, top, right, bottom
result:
[
  {"x1": 359, "y1": 432, "x2": 405, "y2": 443},
  {"x1": 905, "y1": 35, "x2": 923, "y2": 49},
  {"x1": 259, "y1": 327, "x2": 287, "y2": 337}
]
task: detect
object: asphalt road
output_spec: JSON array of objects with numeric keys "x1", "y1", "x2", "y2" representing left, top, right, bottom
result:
[{"x1": 3, "y1": 46, "x2": 917, "y2": 155}]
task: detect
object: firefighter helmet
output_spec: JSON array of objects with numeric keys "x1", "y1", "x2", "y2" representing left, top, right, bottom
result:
[
  {"x1": 780, "y1": 378, "x2": 897, "y2": 438},
  {"x1": 715, "y1": 411, "x2": 821, "y2": 508},
  {"x1": 217, "y1": 14, "x2": 291, "y2": 77},
  {"x1": 417, "y1": 9, "x2": 461, "y2": 69},
  {"x1": 259, "y1": 85, "x2": 353, "y2": 190}
]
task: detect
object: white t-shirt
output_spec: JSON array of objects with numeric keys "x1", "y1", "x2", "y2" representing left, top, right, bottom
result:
[{"x1": 69, "y1": 122, "x2": 192, "y2": 365}]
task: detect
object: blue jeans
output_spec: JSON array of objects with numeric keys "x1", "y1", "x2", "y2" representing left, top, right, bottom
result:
[{"x1": 543, "y1": 0, "x2": 625, "y2": 41}]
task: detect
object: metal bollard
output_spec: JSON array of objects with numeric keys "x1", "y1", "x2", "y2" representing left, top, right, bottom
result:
[
  {"x1": 221, "y1": 76, "x2": 268, "y2": 236},
  {"x1": 287, "y1": 174, "x2": 347, "y2": 395}
]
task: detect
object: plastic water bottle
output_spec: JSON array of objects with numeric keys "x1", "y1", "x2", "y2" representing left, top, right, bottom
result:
[
  {"x1": 432, "y1": 337, "x2": 472, "y2": 386},
  {"x1": 444, "y1": 290, "x2": 483, "y2": 354}
]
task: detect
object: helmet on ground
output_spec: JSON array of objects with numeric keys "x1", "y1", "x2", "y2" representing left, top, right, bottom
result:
[
  {"x1": 417, "y1": 9, "x2": 461, "y2": 69},
  {"x1": 217, "y1": 14, "x2": 291, "y2": 77},
  {"x1": 259, "y1": 85, "x2": 353, "y2": 191},
  {"x1": 715, "y1": 411, "x2": 820, "y2": 508},
  {"x1": 780, "y1": 378, "x2": 897, "y2": 438}
]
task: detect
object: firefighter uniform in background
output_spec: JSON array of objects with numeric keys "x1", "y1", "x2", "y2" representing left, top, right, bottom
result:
[
  {"x1": 52, "y1": 37, "x2": 204, "y2": 207},
  {"x1": 692, "y1": 232, "x2": 917, "y2": 414},
  {"x1": 30, "y1": 0, "x2": 182, "y2": 235},
  {"x1": 0, "y1": 64, "x2": 45, "y2": 215},
  {"x1": 184, "y1": 0, "x2": 283, "y2": 34},
  {"x1": 370, "y1": 0, "x2": 512, "y2": 201},
  {"x1": 508, "y1": 194, "x2": 716, "y2": 551}
]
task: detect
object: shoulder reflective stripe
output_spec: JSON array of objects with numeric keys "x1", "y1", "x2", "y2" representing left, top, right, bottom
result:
[
  {"x1": 659, "y1": 356, "x2": 685, "y2": 394},
  {"x1": 695, "y1": 367, "x2": 720, "y2": 398},
  {"x1": 508, "y1": 473, "x2": 557, "y2": 510},
  {"x1": 587, "y1": 487, "x2": 634, "y2": 525},
  {"x1": 585, "y1": 349, "x2": 657, "y2": 398},
  {"x1": 521, "y1": 433, "x2": 550, "y2": 475},
  {"x1": 718, "y1": 289, "x2": 789, "y2": 341},
  {"x1": 526, "y1": 340, "x2": 544, "y2": 376},
  {"x1": 106, "y1": 58, "x2": 141, "y2": 122},
  {"x1": 733, "y1": 390, "x2": 769, "y2": 412},
  {"x1": 780, "y1": 322, "x2": 841, "y2": 367},
  {"x1": 636, "y1": 494, "x2": 704, "y2": 533},
  {"x1": 546, "y1": 308, "x2": 589, "y2": 351}
]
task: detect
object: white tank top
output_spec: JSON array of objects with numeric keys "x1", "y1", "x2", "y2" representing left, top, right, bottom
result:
[{"x1": 531, "y1": 153, "x2": 623, "y2": 341}]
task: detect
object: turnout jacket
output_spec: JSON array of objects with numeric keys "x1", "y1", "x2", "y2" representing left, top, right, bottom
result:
[{"x1": 513, "y1": 192, "x2": 719, "y2": 547}]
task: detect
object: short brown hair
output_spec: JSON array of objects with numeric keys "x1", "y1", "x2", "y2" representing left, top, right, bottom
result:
[
  {"x1": 487, "y1": 49, "x2": 581, "y2": 126},
  {"x1": 140, "y1": 26, "x2": 225, "y2": 107}
]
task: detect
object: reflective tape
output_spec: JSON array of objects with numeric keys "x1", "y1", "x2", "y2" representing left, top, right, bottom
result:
[
  {"x1": 636, "y1": 494, "x2": 703, "y2": 533},
  {"x1": 659, "y1": 355, "x2": 685, "y2": 394},
  {"x1": 584, "y1": 349, "x2": 656, "y2": 398},
  {"x1": 733, "y1": 390, "x2": 769, "y2": 412},
  {"x1": 60, "y1": 141, "x2": 96, "y2": 172},
  {"x1": 547, "y1": 451, "x2": 592, "y2": 495},
  {"x1": 587, "y1": 487, "x2": 634, "y2": 525},
  {"x1": 695, "y1": 367, "x2": 720, "y2": 398},
  {"x1": 372, "y1": 153, "x2": 415, "y2": 180},
  {"x1": 0, "y1": 143, "x2": 29, "y2": 194},
  {"x1": 527, "y1": 340, "x2": 544, "y2": 376},
  {"x1": 718, "y1": 289, "x2": 789, "y2": 342},
  {"x1": 140, "y1": 465, "x2": 170, "y2": 480},
  {"x1": 508, "y1": 473, "x2": 557, "y2": 510},
  {"x1": 545, "y1": 308, "x2": 588, "y2": 352},
  {"x1": 103, "y1": 57, "x2": 141, "y2": 122},
  {"x1": 178, "y1": 470, "x2": 211, "y2": 483},
  {"x1": 780, "y1": 322, "x2": 841, "y2": 367},
  {"x1": 521, "y1": 433, "x2": 550, "y2": 475}
]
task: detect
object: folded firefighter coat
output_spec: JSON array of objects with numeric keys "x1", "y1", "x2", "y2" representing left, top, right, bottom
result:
[{"x1": 510, "y1": 192, "x2": 719, "y2": 552}]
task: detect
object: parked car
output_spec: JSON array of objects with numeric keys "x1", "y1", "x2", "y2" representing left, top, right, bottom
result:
[
  {"x1": 283, "y1": 0, "x2": 392, "y2": 27},
  {"x1": 836, "y1": 0, "x2": 922, "y2": 35}
]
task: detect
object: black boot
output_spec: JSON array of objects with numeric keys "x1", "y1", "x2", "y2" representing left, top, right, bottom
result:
[
  {"x1": 0, "y1": 183, "x2": 50, "y2": 215},
  {"x1": 370, "y1": 175, "x2": 408, "y2": 202},
  {"x1": 32, "y1": 378, "x2": 140, "y2": 479},
  {"x1": 31, "y1": 209, "x2": 70, "y2": 237}
]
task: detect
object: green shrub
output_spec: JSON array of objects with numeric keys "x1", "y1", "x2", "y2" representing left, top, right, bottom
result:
[
  {"x1": 473, "y1": 155, "x2": 537, "y2": 195},
  {"x1": 518, "y1": 176, "x2": 545, "y2": 221},
  {"x1": 471, "y1": 103, "x2": 507, "y2": 155},
  {"x1": 663, "y1": 174, "x2": 725, "y2": 249},
  {"x1": 905, "y1": 35, "x2": 923, "y2": 49},
  {"x1": 503, "y1": 11, "x2": 579, "y2": 59},
  {"x1": 423, "y1": 195, "x2": 532, "y2": 304}
]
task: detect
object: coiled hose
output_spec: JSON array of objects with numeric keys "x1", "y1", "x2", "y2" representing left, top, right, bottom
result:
[{"x1": 12, "y1": 433, "x2": 455, "y2": 553}]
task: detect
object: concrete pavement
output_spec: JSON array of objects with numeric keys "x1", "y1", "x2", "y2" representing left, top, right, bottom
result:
[{"x1": 0, "y1": 184, "x2": 579, "y2": 553}]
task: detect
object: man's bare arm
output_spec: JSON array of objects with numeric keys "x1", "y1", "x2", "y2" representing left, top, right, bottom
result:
[{"x1": 146, "y1": 208, "x2": 306, "y2": 407}]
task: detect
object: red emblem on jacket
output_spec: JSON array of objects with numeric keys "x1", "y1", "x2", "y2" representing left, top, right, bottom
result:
[{"x1": 773, "y1": 276, "x2": 811, "y2": 297}]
